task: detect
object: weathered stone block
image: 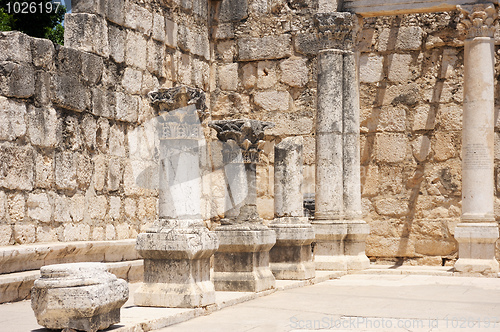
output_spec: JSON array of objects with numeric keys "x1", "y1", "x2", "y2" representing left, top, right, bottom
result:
[
  {"x1": 108, "y1": 25, "x2": 125, "y2": 63},
  {"x1": 14, "y1": 223, "x2": 35, "y2": 244},
  {"x1": 91, "y1": 88, "x2": 114, "y2": 118},
  {"x1": 257, "y1": 61, "x2": 277, "y2": 89},
  {"x1": 176, "y1": 52, "x2": 192, "y2": 85},
  {"x1": 109, "y1": 124, "x2": 126, "y2": 156},
  {"x1": 115, "y1": 92, "x2": 139, "y2": 123},
  {"x1": 89, "y1": 195, "x2": 107, "y2": 220},
  {"x1": 280, "y1": 57, "x2": 309, "y2": 87},
  {"x1": 65, "y1": 13, "x2": 109, "y2": 57},
  {"x1": 254, "y1": 91, "x2": 291, "y2": 112},
  {"x1": 0, "y1": 96, "x2": 26, "y2": 141},
  {"x1": 411, "y1": 135, "x2": 431, "y2": 162},
  {"x1": 374, "y1": 197, "x2": 408, "y2": 217},
  {"x1": 0, "y1": 62, "x2": 35, "y2": 98},
  {"x1": 192, "y1": 31, "x2": 210, "y2": 60},
  {"x1": 294, "y1": 33, "x2": 318, "y2": 56},
  {"x1": 35, "y1": 70, "x2": 51, "y2": 105},
  {"x1": 147, "y1": 39, "x2": 166, "y2": 78},
  {"x1": 387, "y1": 53, "x2": 413, "y2": 83},
  {"x1": 27, "y1": 106, "x2": 60, "y2": 148},
  {"x1": 108, "y1": 196, "x2": 121, "y2": 220},
  {"x1": 8, "y1": 193, "x2": 25, "y2": 223},
  {"x1": 0, "y1": 144, "x2": 34, "y2": 190},
  {"x1": 122, "y1": 67, "x2": 143, "y2": 94},
  {"x1": 361, "y1": 106, "x2": 406, "y2": 133},
  {"x1": 55, "y1": 152, "x2": 77, "y2": 191},
  {"x1": 413, "y1": 104, "x2": 436, "y2": 131},
  {"x1": 81, "y1": 52, "x2": 103, "y2": 85},
  {"x1": 31, "y1": 37, "x2": 55, "y2": 69},
  {"x1": 359, "y1": 53, "x2": 384, "y2": 83},
  {"x1": 27, "y1": 193, "x2": 52, "y2": 224},
  {"x1": 106, "y1": 0, "x2": 126, "y2": 25},
  {"x1": 0, "y1": 224, "x2": 12, "y2": 245},
  {"x1": 218, "y1": 0, "x2": 248, "y2": 22},
  {"x1": 432, "y1": 132, "x2": 459, "y2": 162},
  {"x1": 124, "y1": 2, "x2": 152, "y2": 35},
  {"x1": 53, "y1": 194, "x2": 72, "y2": 223},
  {"x1": 93, "y1": 155, "x2": 106, "y2": 192},
  {"x1": 125, "y1": 30, "x2": 147, "y2": 70},
  {"x1": 72, "y1": 0, "x2": 106, "y2": 15},
  {"x1": 31, "y1": 263, "x2": 129, "y2": 332},
  {"x1": 77, "y1": 154, "x2": 93, "y2": 190},
  {"x1": 63, "y1": 224, "x2": 90, "y2": 241},
  {"x1": 377, "y1": 26, "x2": 423, "y2": 52},
  {"x1": 218, "y1": 63, "x2": 238, "y2": 91},
  {"x1": 0, "y1": 31, "x2": 31, "y2": 63},
  {"x1": 238, "y1": 35, "x2": 292, "y2": 61},
  {"x1": 374, "y1": 133, "x2": 408, "y2": 163},
  {"x1": 35, "y1": 153, "x2": 54, "y2": 189},
  {"x1": 165, "y1": 19, "x2": 178, "y2": 49},
  {"x1": 51, "y1": 74, "x2": 90, "y2": 112}
]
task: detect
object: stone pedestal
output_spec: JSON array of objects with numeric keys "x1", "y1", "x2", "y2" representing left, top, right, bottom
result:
[
  {"x1": 312, "y1": 12, "x2": 369, "y2": 272},
  {"x1": 269, "y1": 137, "x2": 315, "y2": 280},
  {"x1": 134, "y1": 86, "x2": 219, "y2": 307},
  {"x1": 454, "y1": 4, "x2": 499, "y2": 275},
  {"x1": 31, "y1": 263, "x2": 128, "y2": 332},
  {"x1": 210, "y1": 119, "x2": 276, "y2": 292}
]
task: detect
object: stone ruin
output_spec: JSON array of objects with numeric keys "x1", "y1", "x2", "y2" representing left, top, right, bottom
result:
[{"x1": 0, "y1": 0, "x2": 498, "y2": 328}]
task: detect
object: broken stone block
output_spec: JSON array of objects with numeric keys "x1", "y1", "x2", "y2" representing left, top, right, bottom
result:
[{"x1": 31, "y1": 262, "x2": 129, "y2": 332}]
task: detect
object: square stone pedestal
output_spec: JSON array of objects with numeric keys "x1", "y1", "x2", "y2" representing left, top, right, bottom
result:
[
  {"x1": 312, "y1": 221, "x2": 347, "y2": 271},
  {"x1": 269, "y1": 218, "x2": 315, "y2": 280},
  {"x1": 454, "y1": 223, "x2": 499, "y2": 276},
  {"x1": 345, "y1": 221, "x2": 370, "y2": 271},
  {"x1": 213, "y1": 224, "x2": 276, "y2": 292},
  {"x1": 134, "y1": 224, "x2": 219, "y2": 308}
]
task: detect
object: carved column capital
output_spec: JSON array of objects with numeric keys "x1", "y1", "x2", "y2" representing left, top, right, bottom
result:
[
  {"x1": 314, "y1": 12, "x2": 360, "y2": 51},
  {"x1": 457, "y1": 3, "x2": 498, "y2": 39},
  {"x1": 209, "y1": 119, "x2": 274, "y2": 163},
  {"x1": 148, "y1": 86, "x2": 208, "y2": 140}
]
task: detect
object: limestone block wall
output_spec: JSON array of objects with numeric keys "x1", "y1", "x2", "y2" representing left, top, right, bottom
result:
[
  {"x1": 209, "y1": 0, "x2": 319, "y2": 221},
  {"x1": 0, "y1": 0, "x2": 212, "y2": 246}
]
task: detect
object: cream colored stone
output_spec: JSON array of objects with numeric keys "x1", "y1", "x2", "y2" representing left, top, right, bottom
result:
[
  {"x1": 122, "y1": 67, "x2": 143, "y2": 94},
  {"x1": 27, "y1": 193, "x2": 51, "y2": 223},
  {"x1": 8, "y1": 193, "x2": 25, "y2": 223},
  {"x1": 124, "y1": 197, "x2": 136, "y2": 218},
  {"x1": 92, "y1": 226, "x2": 105, "y2": 241},
  {"x1": 374, "y1": 197, "x2": 408, "y2": 217},
  {"x1": 31, "y1": 262, "x2": 129, "y2": 332},
  {"x1": 70, "y1": 194, "x2": 85, "y2": 222},
  {"x1": 279, "y1": 57, "x2": 309, "y2": 87},
  {"x1": 440, "y1": 48, "x2": 459, "y2": 79},
  {"x1": 105, "y1": 224, "x2": 116, "y2": 240},
  {"x1": 63, "y1": 224, "x2": 90, "y2": 242},
  {"x1": 412, "y1": 135, "x2": 431, "y2": 162},
  {"x1": 413, "y1": 104, "x2": 436, "y2": 131},
  {"x1": 374, "y1": 133, "x2": 408, "y2": 163},
  {"x1": 218, "y1": 63, "x2": 238, "y2": 91},
  {"x1": 14, "y1": 223, "x2": 35, "y2": 244},
  {"x1": 242, "y1": 63, "x2": 257, "y2": 89},
  {"x1": 361, "y1": 165, "x2": 379, "y2": 196},
  {"x1": 216, "y1": 40, "x2": 235, "y2": 63},
  {"x1": 116, "y1": 223, "x2": 131, "y2": 239},
  {"x1": 257, "y1": 61, "x2": 278, "y2": 89},
  {"x1": 366, "y1": 235, "x2": 415, "y2": 257},
  {"x1": 436, "y1": 104, "x2": 462, "y2": 131},
  {"x1": 432, "y1": 132, "x2": 459, "y2": 162},
  {"x1": 359, "y1": 53, "x2": 384, "y2": 83},
  {"x1": 36, "y1": 225, "x2": 59, "y2": 242},
  {"x1": 0, "y1": 224, "x2": 12, "y2": 245},
  {"x1": 254, "y1": 91, "x2": 290, "y2": 112},
  {"x1": 88, "y1": 195, "x2": 107, "y2": 220},
  {"x1": 109, "y1": 196, "x2": 121, "y2": 220},
  {"x1": 361, "y1": 106, "x2": 406, "y2": 132},
  {"x1": 125, "y1": 30, "x2": 147, "y2": 70},
  {"x1": 387, "y1": 53, "x2": 413, "y2": 83}
]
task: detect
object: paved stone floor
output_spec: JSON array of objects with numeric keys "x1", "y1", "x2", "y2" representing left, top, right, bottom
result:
[
  {"x1": 158, "y1": 274, "x2": 500, "y2": 332},
  {"x1": 2, "y1": 271, "x2": 500, "y2": 332}
]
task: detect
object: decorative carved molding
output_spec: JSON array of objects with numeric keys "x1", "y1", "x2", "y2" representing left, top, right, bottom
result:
[
  {"x1": 457, "y1": 3, "x2": 498, "y2": 39},
  {"x1": 314, "y1": 12, "x2": 359, "y2": 51},
  {"x1": 209, "y1": 119, "x2": 274, "y2": 163},
  {"x1": 149, "y1": 86, "x2": 208, "y2": 140},
  {"x1": 148, "y1": 86, "x2": 207, "y2": 112}
]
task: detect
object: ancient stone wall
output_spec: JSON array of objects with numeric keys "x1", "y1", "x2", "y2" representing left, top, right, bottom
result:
[
  {"x1": 0, "y1": 0, "x2": 213, "y2": 245},
  {"x1": 1, "y1": 0, "x2": 500, "y2": 265}
]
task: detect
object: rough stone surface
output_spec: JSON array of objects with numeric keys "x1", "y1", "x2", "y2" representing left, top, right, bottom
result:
[{"x1": 31, "y1": 263, "x2": 129, "y2": 332}]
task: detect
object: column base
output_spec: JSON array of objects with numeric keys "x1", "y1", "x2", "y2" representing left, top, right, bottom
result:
[
  {"x1": 312, "y1": 220, "x2": 370, "y2": 271},
  {"x1": 134, "y1": 225, "x2": 219, "y2": 308},
  {"x1": 454, "y1": 223, "x2": 499, "y2": 276},
  {"x1": 312, "y1": 221, "x2": 347, "y2": 271},
  {"x1": 269, "y1": 218, "x2": 315, "y2": 280},
  {"x1": 213, "y1": 224, "x2": 276, "y2": 292},
  {"x1": 345, "y1": 221, "x2": 370, "y2": 271}
]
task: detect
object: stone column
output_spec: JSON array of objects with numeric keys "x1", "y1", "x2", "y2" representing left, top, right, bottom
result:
[
  {"x1": 269, "y1": 137, "x2": 315, "y2": 280},
  {"x1": 134, "y1": 86, "x2": 219, "y2": 308},
  {"x1": 312, "y1": 12, "x2": 370, "y2": 271},
  {"x1": 209, "y1": 119, "x2": 276, "y2": 292},
  {"x1": 454, "y1": 3, "x2": 499, "y2": 275}
]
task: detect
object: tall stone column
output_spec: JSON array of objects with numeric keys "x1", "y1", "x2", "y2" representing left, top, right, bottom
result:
[
  {"x1": 134, "y1": 86, "x2": 219, "y2": 308},
  {"x1": 209, "y1": 119, "x2": 276, "y2": 292},
  {"x1": 312, "y1": 12, "x2": 370, "y2": 271},
  {"x1": 454, "y1": 3, "x2": 499, "y2": 275},
  {"x1": 269, "y1": 137, "x2": 315, "y2": 280}
]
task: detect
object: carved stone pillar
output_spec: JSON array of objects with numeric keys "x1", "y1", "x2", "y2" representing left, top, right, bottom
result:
[
  {"x1": 454, "y1": 3, "x2": 499, "y2": 275},
  {"x1": 312, "y1": 12, "x2": 370, "y2": 271},
  {"x1": 209, "y1": 119, "x2": 276, "y2": 292},
  {"x1": 269, "y1": 137, "x2": 315, "y2": 280},
  {"x1": 134, "y1": 86, "x2": 219, "y2": 308}
]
